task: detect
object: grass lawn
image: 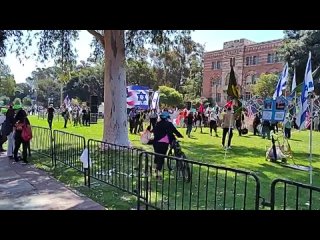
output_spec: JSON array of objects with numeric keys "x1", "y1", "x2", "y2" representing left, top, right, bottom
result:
[{"x1": 26, "y1": 115, "x2": 320, "y2": 210}]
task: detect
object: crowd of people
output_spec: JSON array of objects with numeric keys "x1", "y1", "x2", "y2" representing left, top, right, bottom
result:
[
  {"x1": 44, "y1": 104, "x2": 92, "y2": 129},
  {"x1": 0, "y1": 105, "x2": 32, "y2": 163}
]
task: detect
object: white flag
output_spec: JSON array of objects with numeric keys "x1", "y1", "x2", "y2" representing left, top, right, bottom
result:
[
  {"x1": 151, "y1": 91, "x2": 160, "y2": 109},
  {"x1": 291, "y1": 68, "x2": 296, "y2": 92},
  {"x1": 80, "y1": 148, "x2": 92, "y2": 168},
  {"x1": 305, "y1": 51, "x2": 314, "y2": 93}
]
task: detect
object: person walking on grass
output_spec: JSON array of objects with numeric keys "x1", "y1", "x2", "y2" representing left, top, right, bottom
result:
[
  {"x1": 186, "y1": 111, "x2": 194, "y2": 138},
  {"x1": 209, "y1": 109, "x2": 219, "y2": 137},
  {"x1": 221, "y1": 107, "x2": 235, "y2": 150},
  {"x1": 47, "y1": 104, "x2": 55, "y2": 129}
]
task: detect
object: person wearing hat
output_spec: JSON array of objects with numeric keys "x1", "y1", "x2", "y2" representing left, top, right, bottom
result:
[
  {"x1": 152, "y1": 111, "x2": 183, "y2": 180},
  {"x1": 47, "y1": 104, "x2": 55, "y2": 129}
]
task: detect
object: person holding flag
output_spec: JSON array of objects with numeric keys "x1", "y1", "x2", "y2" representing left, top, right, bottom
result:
[{"x1": 222, "y1": 65, "x2": 239, "y2": 149}]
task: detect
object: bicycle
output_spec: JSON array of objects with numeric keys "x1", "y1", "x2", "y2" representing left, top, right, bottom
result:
[{"x1": 167, "y1": 139, "x2": 191, "y2": 183}]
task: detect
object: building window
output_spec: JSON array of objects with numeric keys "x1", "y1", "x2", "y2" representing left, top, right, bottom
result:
[
  {"x1": 230, "y1": 57, "x2": 235, "y2": 66},
  {"x1": 245, "y1": 92, "x2": 251, "y2": 101},
  {"x1": 211, "y1": 62, "x2": 216, "y2": 69},
  {"x1": 267, "y1": 53, "x2": 279, "y2": 63},
  {"x1": 246, "y1": 57, "x2": 249, "y2": 66},
  {"x1": 216, "y1": 93, "x2": 221, "y2": 103},
  {"x1": 275, "y1": 53, "x2": 282, "y2": 62},
  {"x1": 217, "y1": 61, "x2": 221, "y2": 69},
  {"x1": 253, "y1": 56, "x2": 257, "y2": 65}
]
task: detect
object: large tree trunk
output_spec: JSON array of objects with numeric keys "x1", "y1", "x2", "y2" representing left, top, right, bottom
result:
[{"x1": 103, "y1": 30, "x2": 129, "y2": 146}]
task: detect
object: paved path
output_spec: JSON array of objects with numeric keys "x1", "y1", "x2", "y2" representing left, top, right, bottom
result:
[{"x1": 0, "y1": 153, "x2": 105, "y2": 210}]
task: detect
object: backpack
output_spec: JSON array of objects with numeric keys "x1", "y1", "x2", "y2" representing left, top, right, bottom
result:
[{"x1": 22, "y1": 122, "x2": 32, "y2": 141}]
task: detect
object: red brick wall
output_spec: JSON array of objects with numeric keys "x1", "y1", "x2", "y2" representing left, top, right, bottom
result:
[{"x1": 202, "y1": 39, "x2": 284, "y2": 105}]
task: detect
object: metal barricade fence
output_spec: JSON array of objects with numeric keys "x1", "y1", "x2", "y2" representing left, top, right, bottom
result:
[
  {"x1": 53, "y1": 130, "x2": 86, "y2": 173},
  {"x1": 87, "y1": 139, "x2": 144, "y2": 196},
  {"x1": 137, "y1": 151, "x2": 261, "y2": 210},
  {"x1": 270, "y1": 178, "x2": 320, "y2": 210},
  {"x1": 30, "y1": 126, "x2": 54, "y2": 165}
]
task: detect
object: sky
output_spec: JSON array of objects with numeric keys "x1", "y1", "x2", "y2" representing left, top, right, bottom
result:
[{"x1": 3, "y1": 30, "x2": 284, "y2": 83}]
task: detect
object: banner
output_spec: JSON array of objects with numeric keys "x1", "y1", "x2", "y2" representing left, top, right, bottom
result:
[
  {"x1": 262, "y1": 96, "x2": 288, "y2": 121},
  {"x1": 126, "y1": 85, "x2": 149, "y2": 109}
]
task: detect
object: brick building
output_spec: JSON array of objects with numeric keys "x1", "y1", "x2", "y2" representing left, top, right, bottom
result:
[{"x1": 202, "y1": 38, "x2": 284, "y2": 105}]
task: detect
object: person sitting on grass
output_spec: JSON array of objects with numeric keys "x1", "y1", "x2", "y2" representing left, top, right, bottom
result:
[{"x1": 140, "y1": 125, "x2": 154, "y2": 145}]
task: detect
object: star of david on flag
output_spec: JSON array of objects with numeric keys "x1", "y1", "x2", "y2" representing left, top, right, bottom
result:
[{"x1": 126, "y1": 85, "x2": 149, "y2": 109}]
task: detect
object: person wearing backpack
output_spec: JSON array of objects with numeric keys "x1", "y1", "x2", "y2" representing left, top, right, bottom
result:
[{"x1": 13, "y1": 108, "x2": 31, "y2": 163}]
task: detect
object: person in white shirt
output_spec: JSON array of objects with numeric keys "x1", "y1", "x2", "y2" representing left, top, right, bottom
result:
[
  {"x1": 140, "y1": 126, "x2": 154, "y2": 145},
  {"x1": 209, "y1": 109, "x2": 219, "y2": 137},
  {"x1": 0, "y1": 109, "x2": 6, "y2": 152}
]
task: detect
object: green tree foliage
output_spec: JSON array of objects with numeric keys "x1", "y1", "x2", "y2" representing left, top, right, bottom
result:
[
  {"x1": 22, "y1": 97, "x2": 32, "y2": 106},
  {"x1": 15, "y1": 83, "x2": 32, "y2": 100},
  {"x1": 37, "y1": 78, "x2": 60, "y2": 107},
  {"x1": 158, "y1": 86, "x2": 183, "y2": 108},
  {"x1": 0, "y1": 96, "x2": 10, "y2": 105},
  {"x1": 0, "y1": 63, "x2": 16, "y2": 98},
  {"x1": 252, "y1": 73, "x2": 279, "y2": 98},
  {"x1": 280, "y1": 30, "x2": 320, "y2": 85},
  {"x1": 64, "y1": 63, "x2": 104, "y2": 104},
  {"x1": 0, "y1": 30, "x2": 193, "y2": 146},
  {"x1": 126, "y1": 59, "x2": 156, "y2": 89}
]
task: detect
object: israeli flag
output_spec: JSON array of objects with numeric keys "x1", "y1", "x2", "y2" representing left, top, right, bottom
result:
[
  {"x1": 305, "y1": 51, "x2": 314, "y2": 93},
  {"x1": 273, "y1": 62, "x2": 289, "y2": 100},
  {"x1": 296, "y1": 52, "x2": 314, "y2": 129},
  {"x1": 126, "y1": 85, "x2": 149, "y2": 109},
  {"x1": 291, "y1": 68, "x2": 296, "y2": 93},
  {"x1": 151, "y1": 91, "x2": 160, "y2": 110}
]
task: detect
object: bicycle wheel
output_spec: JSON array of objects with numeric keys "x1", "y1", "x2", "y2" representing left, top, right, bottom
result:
[
  {"x1": 180, "y1": 153, "x2": 191, "y2": 183},
  {"x1": 167, "y1": 148, "x2": 176, "y2": 171}
]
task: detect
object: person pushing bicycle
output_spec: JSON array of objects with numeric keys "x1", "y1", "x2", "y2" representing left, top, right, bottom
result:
[{"x1": 153, "y1": 111, "x2": 183, "y2": 180}]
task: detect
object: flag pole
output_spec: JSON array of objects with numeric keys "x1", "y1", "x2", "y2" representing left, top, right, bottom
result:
[{"x1": 309, "y1": 93, "x2": 314, "y2": 185}]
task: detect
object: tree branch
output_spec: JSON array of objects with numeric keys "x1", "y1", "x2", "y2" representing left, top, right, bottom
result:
[{"x1": 87, "y1": 30, "x2": 105, "y2": 48}]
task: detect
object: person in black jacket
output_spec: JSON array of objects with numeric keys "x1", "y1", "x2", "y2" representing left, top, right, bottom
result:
[{"x1": 152, "y1": 111, "x2": 183, "y2": 180}]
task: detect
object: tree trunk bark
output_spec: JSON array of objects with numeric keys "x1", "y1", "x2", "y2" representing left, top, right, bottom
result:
[{"x1": 103, "y1": 30, "x2": 129, "y2": 146}]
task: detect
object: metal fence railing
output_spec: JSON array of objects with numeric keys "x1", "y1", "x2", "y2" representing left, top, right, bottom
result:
[
  {"x1": 87, "y1": 139, "x2": 144, "y2": 196},
  {"x1": 30, "y1": 126, "x2": 54, "y2": 165},
  {"x1": 29, "y1": 126, "x2": 320, "y2": 211},
  {"x1": 270, "y1": 179, "x2": 320, "y2": 210},
  {"x1": 53, "y1": 130, "x2": 86, "y2": 173},
  {"x1": 137, "y1": 151, "x2": 261, "y2": 210}
]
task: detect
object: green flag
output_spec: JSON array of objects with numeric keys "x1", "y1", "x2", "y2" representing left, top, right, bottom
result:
[{"x1": 227, "y1": 66, "x2": 240, "y2": 99}]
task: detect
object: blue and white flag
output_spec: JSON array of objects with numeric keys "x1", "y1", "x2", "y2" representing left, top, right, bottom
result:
[
  {"x1": 150, "y1": 91, "x2": 160, "y2": 110},
  {"x1": 305, "y1": 51, "x2": 314, "y2": 93},
  {"x1": 296, "y1": 52, "x2": 314, "y2": 129},
  {"x1": 64, "y1": 95, "x2": 70, "y2": 108},
  {"x1": 291, "y1": 68, "x2": 296, "y2": 93},
  {"x1": 273, "y1": 62, "x2": 289, "y2": 100},
  {"x1": 126, "y1": 85, "x2": 149, "y2": 109}
]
